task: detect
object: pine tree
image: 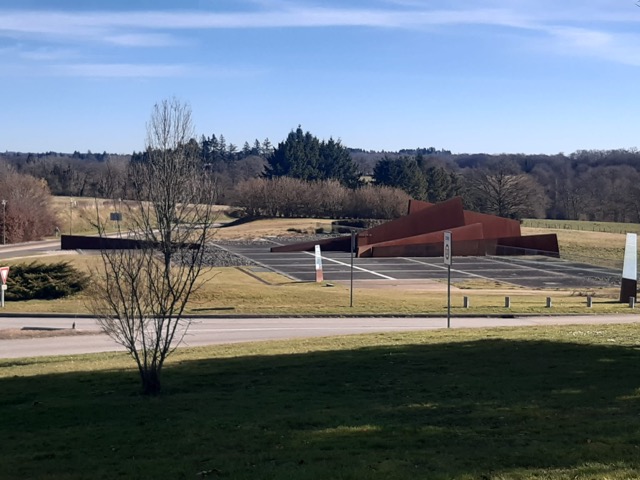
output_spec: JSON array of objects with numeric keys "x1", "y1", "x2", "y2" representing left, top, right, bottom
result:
[
  {"x1": 373, "y1": 156, "x2": 427, "y2": 200},
  {"x1": 265, "y1": 127, "x2": 361, "y2": 187},
  {"x1": 319, "y1": 137, "x2": 361, "y2": 188}
]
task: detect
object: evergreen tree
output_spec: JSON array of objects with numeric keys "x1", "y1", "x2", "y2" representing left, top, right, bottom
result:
[
  {"x1": 265, "y1": 126, "x2": 322, "y2": 180},
  {"x1": 252, "y1": 139, "x2": 262, "y2": 156},
  {"x1": 424, "y1": 165, "x2": 453, "y2": 202},
  {"x1": 373, "y1": 156, "x2": 428, "y2": 200},
  {"x1": 265, "y1": 127, "x2": 361, "y2": 187},
  {"x1": 319, "y1": 137, "x2": 361, "y2": 188}
]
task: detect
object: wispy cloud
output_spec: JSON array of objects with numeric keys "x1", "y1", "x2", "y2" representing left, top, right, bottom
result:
[
  {"x1": 42, "y1": 63, "x2": 266, "y2": 79},
  {"x1": 104, "y1": 33, "x2": 184, "y2": 47},
  {"x1": 0, "y1": 2, "x2": 639, "y2": 70},
  {"x1": 545, "y1": 26, "x2": 640, "y2": 67},
  {"x1": 0, "y1": 7, "x2": 535, "y2": 33},
  {"x1": 50, "y1": 63, "x2": 190, "y2": 78}
]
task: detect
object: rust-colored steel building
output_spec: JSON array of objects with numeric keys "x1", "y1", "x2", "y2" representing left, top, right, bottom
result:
[{"x1": 271, "y1": 197, "x2": 559, "y2": 258}]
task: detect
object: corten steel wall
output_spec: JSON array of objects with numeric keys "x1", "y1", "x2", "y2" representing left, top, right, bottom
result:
[
  {"x1": 463, "y1": 211, "x2": 521, "y2": 239},
  {"x1": 407, "y1": 199, "x2": 433, "y2": 215},
  {"x1": 270, "y1": 235, "x2": 352, "y2": 253},
  {"x1": 494, "y1": 234, "x2": 560, "y2": 256},
  {"x1": 358, "y1": 197, "x2": 465, "y2": 247},
  {"x1": 370, "y1": 239, "x2": 487, "y2": 258},
  {"x1": 61, "y1": 235, "x2": 156, "y2": 250},
  {"x1": 409, "y1": 198, "x2": 521, "y2": 238},
  {"x1": 358, "y1": 223, "x2": 485, "y2": 257},
  {"x1": 61, "y1": 235, "x2": 200, "y2": 251}
]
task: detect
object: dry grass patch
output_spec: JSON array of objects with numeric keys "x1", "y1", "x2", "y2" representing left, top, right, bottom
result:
[
  {"x1": 522, "y1": 227, "x2": 626, "y2": 267},
  {"x1": 0, "y1": 254, "x2": 634, "y2": 316},
  {"x1": 214, "y1": 217, "x2": 334, "y2": 240}
]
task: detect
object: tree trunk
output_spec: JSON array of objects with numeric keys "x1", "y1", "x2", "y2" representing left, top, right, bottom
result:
[{"x1": 140, "y1": 367, "x2": 162, "y2": 395}]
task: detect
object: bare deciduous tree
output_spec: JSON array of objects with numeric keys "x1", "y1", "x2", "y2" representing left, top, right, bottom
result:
[
  {"x1": 465, "y1": 159, "x2": 548, "y2": 219},
  {"x1": 0, "y1": 161, "x2": 57, "y2": 243},
  {"x1": 88, "y1": 98, "x2": 218, "y2": 395}
]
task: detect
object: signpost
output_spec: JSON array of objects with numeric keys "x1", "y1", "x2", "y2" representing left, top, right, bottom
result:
[
  {"x1": 0, "y1": 266, "x2": 9, "y2": 308},
  {"x1": 444, "y1": 231, "x2": 452, "y2": 328},
  {"x1": 350, "y1": 230, "x2": 356, "y2": 307},
  {"x1": 314, "y1": 244, "x2": 324, "y2": 283}
]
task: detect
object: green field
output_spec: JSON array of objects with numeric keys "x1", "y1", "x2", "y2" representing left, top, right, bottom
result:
[
  {"x1": 2, "y1": 212, "x2": 639, "y2": 315},
  {"x1": 2, "y1": 324, "x2": 640, "y2": 479},
  {"x1": 522, "y1": 219, "x2": 640, "y2": 235},
  {"x1": 0, "y1": 254, "x2": 631, "y2": 316}
]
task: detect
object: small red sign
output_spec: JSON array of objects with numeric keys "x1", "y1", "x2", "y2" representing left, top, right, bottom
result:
[{"x1": 0, "y1": 267, "x2": 9, "y2": 285}]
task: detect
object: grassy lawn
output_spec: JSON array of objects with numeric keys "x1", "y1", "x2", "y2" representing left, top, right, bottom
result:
[
  {"x1": 1, "y1": 216, "x2": 637, "y2": 315},
  {"x1": 0, "y1": 254, "x2": 632, "y2": 315},
  {"x1": 2, "y1": 324, "x2": 640, "y2": 479},
  {"x1": 522, "y1": 219, "x2": 640, "y2": 235},
  {"x1": 522, "y1": 226, "x2": 627, "y2": 268}
]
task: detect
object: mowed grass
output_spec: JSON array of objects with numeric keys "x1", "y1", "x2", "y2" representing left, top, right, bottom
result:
[
  {"x1": 522, "y1": 218, "x2": 640, "y2": 235},
  {"x1": 2, "y1": 215, "x2": 637, "y2": 315},
  {"x1": 522, "y1": 227, "x2": 626, "y2": 268},
  {"x1": 2, "y1": 324, "x2": 640, "y2": 479},
  {"x1": 0, "y1": 253, "x2": 632, "y2": 315}
]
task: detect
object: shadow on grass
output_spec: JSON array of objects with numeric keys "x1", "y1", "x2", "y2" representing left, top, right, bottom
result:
[{"x1": 2, "y1": 338, "x2": 640, "y2": 479}]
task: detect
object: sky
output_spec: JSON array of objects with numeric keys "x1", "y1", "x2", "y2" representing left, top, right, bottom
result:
[{"x1": 1, "y1": 0, "x2": 640, "y2": 155}]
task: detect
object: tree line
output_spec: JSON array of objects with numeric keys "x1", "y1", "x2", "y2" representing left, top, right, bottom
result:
[{"x1": 4, "y1": 131, "x2": 640, "y2": 223}]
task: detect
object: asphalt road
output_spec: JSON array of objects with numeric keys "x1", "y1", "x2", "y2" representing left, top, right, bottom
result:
[
  {"x1": 1, "y1": 315, "x2": 639, "y2": 359},
  {"x1": 0, "y1": 239, "x2": 62, "y2": 261}
]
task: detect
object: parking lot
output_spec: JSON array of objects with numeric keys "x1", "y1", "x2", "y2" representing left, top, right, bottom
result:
[{"x1": 220, "y1": 241, "x2": 621, "y2": 289}]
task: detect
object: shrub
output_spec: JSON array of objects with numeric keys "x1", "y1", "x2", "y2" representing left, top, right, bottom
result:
[{"x1": 5, "y1": 261, "x2": 89, "y2": 301}]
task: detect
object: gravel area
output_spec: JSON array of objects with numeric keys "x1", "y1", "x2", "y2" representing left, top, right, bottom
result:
[
  {"x1": 201, "y1": 234, "x2": 343, "y2": 267},
  {"x1": 199, "y1": 244, "x2": 259, "y2": 267}
]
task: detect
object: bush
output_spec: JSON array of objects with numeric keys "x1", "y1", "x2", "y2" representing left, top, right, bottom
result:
[
  {"x1": 232, "y1": 178, "x2": 410, "y2": 219},
  {"x1": 5, "y1": 261, "x2": 89, "y2": 301}
]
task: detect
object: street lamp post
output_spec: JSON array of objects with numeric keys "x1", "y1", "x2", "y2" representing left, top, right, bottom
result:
[
  {"x1": 1, "y1": 199, "x2": 6, "y2": 245},
  {"x1": 69, "y1": 199, "x2": 77, "y2": 235}
]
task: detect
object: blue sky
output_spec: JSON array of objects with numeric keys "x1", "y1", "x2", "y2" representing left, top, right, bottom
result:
[{"x1": 1, "y1": 0, "x2": 639, "y2": 154}]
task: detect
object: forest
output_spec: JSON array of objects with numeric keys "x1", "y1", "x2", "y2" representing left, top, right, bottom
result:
[{"x1": 2, "y1": 125, "x2": 640, "y2": 243}]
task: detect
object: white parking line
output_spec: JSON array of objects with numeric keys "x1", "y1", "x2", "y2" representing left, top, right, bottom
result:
[
  {"x1": 402, "y1": 257, "x2": 521, "y2": 286},
  {"x1": 302, "y1": 251, "x2": 396, "y2": 280}
]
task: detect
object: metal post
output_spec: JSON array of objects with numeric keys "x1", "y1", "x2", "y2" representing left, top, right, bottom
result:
[
  {"x1": 505, "y1": 296, "x2": 511, "y2": 308},
  {"x1": 546, "y1": 297, "x2": 552, "y2": 308},
  {"x1": 69, "y1": 199, "x2": 76, "y2": 235},
  {"x1": 117, "y1": 198, "x2": 122, "y2": 236},
  {"x1": 447, "y1": 263, "x2": 451, "y2": 328},
  {"x1": 350, "y1": 230, "x2": 355, "y2": 308},
  {"x1": 444, "y1": 231, "x2": 452, "y2": 329},
  {"x1": 1, "y1": 199, "x2": 6, "y2": 245}
]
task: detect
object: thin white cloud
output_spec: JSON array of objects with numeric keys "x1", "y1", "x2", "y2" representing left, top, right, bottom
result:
[
  {"x1": 42, "y1": 63, "x2": 266, "y2": 79},
  {"x1": 104, "y1": 33, "x2": 183, "y2": 47},
  {"x1": 51, "y1": 63, "x2": 190, "y2": 78},
  {"x1": 0, "y1": 3, "x2": 639, "y2": 68},
  {"x1": 545, "y1": 26, "x2": 640, "y2": 67},
  {"x1": 0, "y1": 7, "x2": 552, "y2": 34}
]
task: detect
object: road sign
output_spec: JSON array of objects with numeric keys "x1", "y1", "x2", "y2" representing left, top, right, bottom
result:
[
  {"x1": 444, "y1": 231, "x2": 452, "y2": 266},
  {"x1": 314, "y1": 245, "x2": 324, "y2": 283},
  {"x1": 0, "y1": 266, "x2": 7, "y2": 308}
]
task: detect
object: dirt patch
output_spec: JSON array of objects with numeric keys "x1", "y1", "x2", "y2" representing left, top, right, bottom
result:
[
  {"x1": 0, "y1": 328, "x2": 99, "y2": 340},
  {"x1": 336, "y1": 279, "x2": 458, "y2": 292}
]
